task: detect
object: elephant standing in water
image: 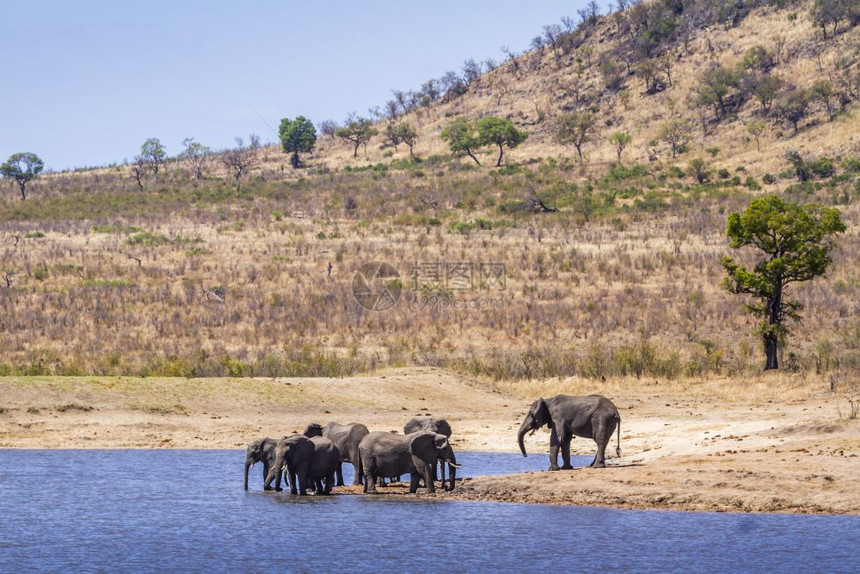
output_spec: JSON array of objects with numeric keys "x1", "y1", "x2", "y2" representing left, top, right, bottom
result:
[
  {"x1": 244, "y1": 437, "x2": 279, "y2": 491},
  {"x1": 403, "y1": 418, "x2": 453, "y2": 485},
  {"x1": 304, "y1": 422, "x2": 369, "y2": 486},
  {"x1": 518, "y1": 394, "x2": 621, "y2": 471},
  {"x1": 265, "y1": 435, "x2": 340, "y2": 495},
  {"x1": 359, "y1": 431, "x2": 460, "y2": 494}
]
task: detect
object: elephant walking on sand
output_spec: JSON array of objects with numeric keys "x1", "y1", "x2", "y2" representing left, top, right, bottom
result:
[
  {"x1": 304, "y1": 422, "x2": 369, "y2": 486},
  {"x1": 244, "y1": 437, "x2": 280, "y2": 491},
  {"x1": 359, "y1": 431, "x2": 461, "y2": 494},
  {"x1": 518, "y1": 394, "x2": 621, "y2": 471}
]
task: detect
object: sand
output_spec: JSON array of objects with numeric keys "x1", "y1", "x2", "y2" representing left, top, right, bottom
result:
[{"x1": 1, "y1": 368, "x2": 857, "y2": 514}]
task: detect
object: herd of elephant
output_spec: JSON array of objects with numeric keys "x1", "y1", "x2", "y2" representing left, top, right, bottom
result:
[{"x1": 244, "y1": 394, "x2": 622, "y2": 496}]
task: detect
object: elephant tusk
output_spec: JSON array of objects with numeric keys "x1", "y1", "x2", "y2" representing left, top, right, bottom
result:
[{"x1": 448, "y1": 462, "x2": 463, "y2": 468}]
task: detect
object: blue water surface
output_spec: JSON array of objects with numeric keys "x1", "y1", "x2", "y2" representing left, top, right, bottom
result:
[{"x1": 0, "y1": 450, "x2": 857, "y2": 573}]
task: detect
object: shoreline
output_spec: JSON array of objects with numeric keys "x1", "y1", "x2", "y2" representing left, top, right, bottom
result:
[{"x1": 1, "y1": 369, "x2": 858, "y2": 515}]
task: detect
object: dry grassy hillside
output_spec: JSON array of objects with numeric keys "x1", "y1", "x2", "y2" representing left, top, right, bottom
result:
[
  {"x1": 1, "y1": 0, "x2": 859, "y2": 384},
  {"x1": 310, "y1": 0, "x2": 859, "y2": 176}
]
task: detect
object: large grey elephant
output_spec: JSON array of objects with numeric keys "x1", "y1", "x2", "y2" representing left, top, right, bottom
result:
[
  {"x1": 304, "y1": 421, "x2": 369, "y2": 486},
  {"x1": 517, "y1": 394, "x2": 621, "y2": 470},
  {"x1": 266, "y1": 435, "x2": 341, "y2": 495},
  {"x1": 403, "y1": 418, "x2": 453, "y2": 483},
  {"x1": 359, "y1": 431, "x2": 460, "y2": 494},
  {"x1": 244, "y1": 437, "x2": 279, "y2": 491}
]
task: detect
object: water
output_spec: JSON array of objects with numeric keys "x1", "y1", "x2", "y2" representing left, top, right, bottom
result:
[{"x1": 1, "y1": 450, "x2": 857, "y2": 573}]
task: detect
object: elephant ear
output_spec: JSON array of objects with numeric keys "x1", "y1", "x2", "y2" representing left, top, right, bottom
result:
[
  {"x1": 533, "y1": 398, "x2": 550, "y2": 425},
  {"x1": 409, "y1": 432, "x2": 437, "y2": 459}
]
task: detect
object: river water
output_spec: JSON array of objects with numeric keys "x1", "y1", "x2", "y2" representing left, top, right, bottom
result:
[{"x1": 1, "y1": 450, "x2": 857, "y2": 573}]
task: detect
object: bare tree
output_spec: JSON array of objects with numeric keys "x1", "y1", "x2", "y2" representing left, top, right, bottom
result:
[
  {"x1": 318, "y1": 119, "x2": 339, "y2": 140},
  {"x1": 130, "y1": 155, "x2": 148, "y2": 192},
  {"x1": 222, "y1": 136, "x2": 260, "y2": 192}
]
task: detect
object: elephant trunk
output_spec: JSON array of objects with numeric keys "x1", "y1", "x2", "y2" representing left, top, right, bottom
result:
[
  {"x1": 244, "y1": 459, "x2": 252, "y2": 491},
  {"x1": 517, "y1": 422, "x2": 530, "y2": 457}
]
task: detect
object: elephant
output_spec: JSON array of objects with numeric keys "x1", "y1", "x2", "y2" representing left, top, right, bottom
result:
[
  {"x1": 359, "y1": 431, "x2": 460, "y2": 494},
  {"x1": 264, "y1": 435, "x2": 313, "y2": 494},
  {"x1": 403, "y1": 418, "x2": 453, "y2": 483},
  {"x1": 265, "y1": 435, "x2": 341, "y2": 495},
  {"x1": 304, "y1": 421, "x2": 369, "y2": 486},
  {"x1": 244, "y1": 437, "x2": 279, "y2": 491},
  {"x1": 517, "y1": 394, "x2": 621, "y2": 471}
]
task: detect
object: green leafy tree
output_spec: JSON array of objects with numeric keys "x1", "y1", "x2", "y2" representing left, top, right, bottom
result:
[
  {"x1": 476, "y1": 116, "x2": 528, "y2": 167},
  {"x1": 384, "y1": 122, "x2": 418, "y2": 157},
  {"x1": 752, "y1": 74, "x2": 784, "y2": 114},
  {"x1": 180, "y1": 138, "x2": 211, "y2": 179},
  {"x1": 335, "y1": 117, "x2": 378, "y2": 158},
  {"x1": 687, "y1": 158, "x2": 710, "y2": 183},
  {"x1": 279, "y1": 116, "x2": 317, "y2": 168},
  {"x1": 811, "y1": 79, "x2": 836, "y2": 121},
  {"x1": 440, "y1": 117, "x2": 482, "y2": 166},
  {"x1": 554, "y1": 111, "x2": 596, "y2": 165},
  {"x1": 0, "y1": 152, "x2": 44, "y2": 200},
  {"x1": 695, "y1": 65, "x2": 739, "y2": 120},
  {"x1": 609, "y1": 131, "x2": 632, "y2": 163},
  {"x1": 140, "y1": 138, "x2": 166, "y2": 182},
  {"x1": 721, "y1": 196, "x2": 845, "y2": 370},
  {"x1": 776, "y1": 88, "x2": 810, "y2": 134}
]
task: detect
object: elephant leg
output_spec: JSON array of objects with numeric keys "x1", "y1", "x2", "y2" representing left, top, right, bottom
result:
[
  {"x1": 363, "y1": 467, "x2": 377, "y2": 493},
  {"x1": 409, "y1": 471, "x2": 420, "y2": 494},
  {"x1": 549, "y1": 430, "x2": 561, "y2": 471},
  {"x1": 262, "y1": 461, "x2": 271, "y2": 490},
  {"x1": 352, "y1": 461, "x2": 363, "y2": 486},
  {"x1": 561, "y1": 436, "x2": 574, "y2": 470},
  {"x1": 424, "y1": 465, "x2": 435, "y2": 494},
  {"x1": 297, "y1": 467, "x2": 309, "y2": 495},
  {"x1": 592, "y1": 419, "x2": 615, "y2": 467},
  {"x1": 288, "y1": 469, "x2": 298, "y2": 495},
  {"x1": 335, "y1": 461, "x2": 344, "y2": 487}
]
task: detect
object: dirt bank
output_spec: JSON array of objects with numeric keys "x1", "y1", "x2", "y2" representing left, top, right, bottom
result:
[{"x1": 1, "y1": 368, "x2": 857, "y2": 514}]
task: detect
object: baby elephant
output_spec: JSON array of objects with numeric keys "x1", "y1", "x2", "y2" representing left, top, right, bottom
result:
[
  {"x1": 359, "y1": 431, "x2": 460, "y2": 494},
  {"x1": 265, "y1": 435, "x2": 340, "y2": 495}
]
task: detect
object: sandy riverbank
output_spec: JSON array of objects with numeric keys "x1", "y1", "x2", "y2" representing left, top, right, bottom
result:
[{"x1": 1, "y1": 368, "x2": 857, "y2": 514}]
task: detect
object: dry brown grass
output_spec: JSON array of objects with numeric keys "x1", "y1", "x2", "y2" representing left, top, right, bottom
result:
[{"x1": 2, "y1": 0, "x2": 859, "y2": 381}]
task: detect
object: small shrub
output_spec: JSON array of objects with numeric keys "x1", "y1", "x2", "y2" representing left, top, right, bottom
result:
[
  {"x1": 127, "y1": 231, "x2": 171, "y2": 246},
  {"x1": 762, "y1": 173, "x2": 777, "y2": 184},
  {"x1": 744, "y1": 176, "x2": 761, "y2": 191},
  {"x1": 809, "y1": 157, "x2": 835, "y2": 179}
]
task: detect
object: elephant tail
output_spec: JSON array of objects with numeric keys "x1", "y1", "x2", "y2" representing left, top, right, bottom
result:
[{"x1": 615, "y1": 414, "x2": 622, "y2": 458}]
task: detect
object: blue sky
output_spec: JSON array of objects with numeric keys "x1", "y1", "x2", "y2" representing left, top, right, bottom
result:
[{"x1": 1, "y1": 1, "x2": 599, "y2": 171}]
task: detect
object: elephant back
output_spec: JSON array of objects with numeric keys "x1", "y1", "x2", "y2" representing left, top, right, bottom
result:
[
  {"x1": 323, "y1": 422, "x2": 370, "y2": 445},
  {"x1": 404, "y1": 418, "x2": 452, "y2": 438}
]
